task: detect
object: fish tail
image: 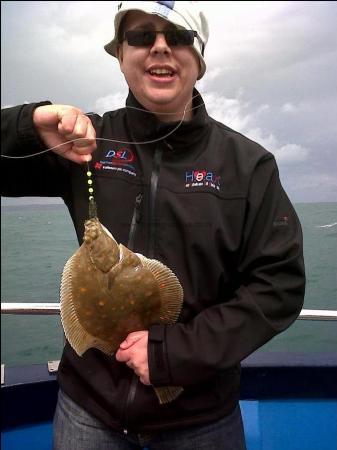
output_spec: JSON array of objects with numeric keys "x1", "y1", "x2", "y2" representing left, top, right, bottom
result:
[{"x1": 154, "y1": 386, "x2": 184, "y2": 404}]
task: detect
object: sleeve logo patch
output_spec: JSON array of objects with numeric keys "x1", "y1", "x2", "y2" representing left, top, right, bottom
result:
[{"x1": 273, "y1": 216, "x2": 289, "y2": 226}]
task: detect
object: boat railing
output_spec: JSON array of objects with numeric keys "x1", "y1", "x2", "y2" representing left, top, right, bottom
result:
[
  {"x1": 1, "y1": 303, "x2": 336, "y2": 391},
  {"x1": 1, "y1": 303, "x2": 337, "y2": 320}
]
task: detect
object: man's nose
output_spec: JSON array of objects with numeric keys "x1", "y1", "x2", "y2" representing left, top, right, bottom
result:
[{"x1": 150, "y1": 32, "x2": 171, "y2": 54}]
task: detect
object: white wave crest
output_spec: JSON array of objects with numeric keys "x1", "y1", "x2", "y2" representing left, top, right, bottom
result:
[{"x1": 316, "y1": 222, "x2": 337, "y2": 228}]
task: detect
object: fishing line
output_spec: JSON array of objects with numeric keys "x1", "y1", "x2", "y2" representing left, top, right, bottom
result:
[
  {"x1": 2, "y1": 91, "x2": 205, "y2": 219},
  {"x1": 1, "y1": 92, "x2": 205, "y2": 160}
]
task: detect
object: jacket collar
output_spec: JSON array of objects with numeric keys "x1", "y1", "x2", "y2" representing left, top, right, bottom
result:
[{"x1": 125, "y1": 88, "x2": 210, "y2": 151}]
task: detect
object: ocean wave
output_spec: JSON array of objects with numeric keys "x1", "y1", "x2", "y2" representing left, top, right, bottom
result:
[{"x1": 316, "y1": 222, "x2": 337, "y2": 228}]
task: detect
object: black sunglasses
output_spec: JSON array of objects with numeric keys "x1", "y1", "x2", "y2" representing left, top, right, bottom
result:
[{"x1": 123, "y1": 29, "x2": 204, "y2": 55}]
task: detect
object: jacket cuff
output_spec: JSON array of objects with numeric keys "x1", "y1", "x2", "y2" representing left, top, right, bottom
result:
[
  {"x1": 17, "y1": 101, "x2": 52, "y2": 153},
  {"x1": 148, "y1": 325, "x2": 172, "y2": 386}
]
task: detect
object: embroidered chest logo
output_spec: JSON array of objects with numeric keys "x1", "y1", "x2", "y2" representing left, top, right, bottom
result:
[
  {"x1": 95, "y1": 148, "x2": 137, "y2": 177},
  {"x1": 185, "y1": 170, "x2": 221, "y2": 191}
]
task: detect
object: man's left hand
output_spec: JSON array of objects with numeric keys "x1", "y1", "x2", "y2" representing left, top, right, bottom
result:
[{"x1": 115, "y1": 331, "x2": 150, "y2": 385}]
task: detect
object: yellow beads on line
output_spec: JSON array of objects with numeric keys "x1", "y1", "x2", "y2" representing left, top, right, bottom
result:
[
  {"x1": 86, "y1": 163, "x2": 97, "y2": 218},
  {"x1": 86, "y1": 167, "x2": 95, "y2": 202}
]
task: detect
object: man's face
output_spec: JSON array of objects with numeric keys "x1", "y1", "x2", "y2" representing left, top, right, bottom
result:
[{"x1": 117, "y1": 11, "x2": 200, "y2": 121}]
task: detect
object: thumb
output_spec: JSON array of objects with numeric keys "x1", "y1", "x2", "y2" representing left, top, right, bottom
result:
[{"x1": 119, "y1": 332, "x2": 143, "y2": 350}]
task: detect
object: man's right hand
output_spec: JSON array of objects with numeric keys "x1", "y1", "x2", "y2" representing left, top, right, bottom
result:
[{"x1": 33, "y1": 105, "x2": 97, "y2": 164}]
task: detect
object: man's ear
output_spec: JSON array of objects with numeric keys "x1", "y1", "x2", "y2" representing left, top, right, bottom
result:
[{"x1": 116, "y1": 44, "x2": 124, "y2": 67}]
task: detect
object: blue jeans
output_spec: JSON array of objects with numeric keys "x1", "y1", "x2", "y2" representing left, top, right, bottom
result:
[{"x1": 53, "y1": 389, "x2": 247, "y2": 450}]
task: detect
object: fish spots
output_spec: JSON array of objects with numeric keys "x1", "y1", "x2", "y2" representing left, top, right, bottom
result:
[
  {"x1": 144, "y1": 290, "x2": 155, "y2": 297},
  {"x1": 60, "y1": 217, "x2": 183, "y2": 366}
]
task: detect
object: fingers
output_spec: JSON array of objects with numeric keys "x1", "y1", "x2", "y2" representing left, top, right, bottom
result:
[
  {"x1": 125, "y1": 361, "x2": 150, "y2": 386},
  {"x1": 58, "y1": 111, "x2": 94, "y2": 142},
  {"x1": 64, "y1": 150, "x2": 92, "y2": 164},
  {"x1": 115, "y1": 331, "x2": 150, "y2": 385},
  {"x1": 33, "y1": 105, "x2": 96, "y2": 164},
  {"x1": 140, "y1": 376, "x2": 151, "y2": 386},
  {"x1": 115, "y1": 347, "x2": 129, "y2": 363},
  {"x1": 119, "y1": 332, "x2": 145, "y2": 350},
  {"x1": 58, "y1": 111, "x2": 96, "y2": 156}
]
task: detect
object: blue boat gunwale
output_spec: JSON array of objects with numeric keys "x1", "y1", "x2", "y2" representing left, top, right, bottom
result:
[{"x1": 1, "y1": 351, "x2": 336, "y2": 430}]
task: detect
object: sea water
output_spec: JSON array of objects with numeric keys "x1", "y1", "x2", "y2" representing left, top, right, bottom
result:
[{"x1": 1, "y1": 202, "x2": 336, "y2": 366}]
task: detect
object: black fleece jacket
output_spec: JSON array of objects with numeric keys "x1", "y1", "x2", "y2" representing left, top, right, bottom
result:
[{"x1": 1, "y1": 90, "x2": 305, "y2": 433}]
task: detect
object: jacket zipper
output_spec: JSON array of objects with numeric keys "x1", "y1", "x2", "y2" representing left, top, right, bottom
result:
[
  {"x1": 148, "y1": 146, "x2": 164, "y2": 258},
  {"x1": 122, "y1": 192, "x2": 143, "y2": 433},
  {"x1": 122, "y1": 146, "x2": 163, "y2": 431},
  {"x1": 122, "y1": 373, "x2": 139, "y2": 434},
  {"x1": 127, "y1": 192, "x2": 143, "y2": 249}
]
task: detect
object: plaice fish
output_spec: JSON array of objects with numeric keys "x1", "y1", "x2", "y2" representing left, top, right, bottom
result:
[{"x1": 60, "y1": 216, "x2": 184, "y2": 404}]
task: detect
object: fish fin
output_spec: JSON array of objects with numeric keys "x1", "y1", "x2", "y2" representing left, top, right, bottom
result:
[
  {"x1": 137, "y1": 256, "x2": 183, "y2": 324},
  {"x1": 154, "y1": 386, "x2": 184, "y2": 404},
  {"x1": 60, "y1": 254, "x2": 116, "y2": 356}
]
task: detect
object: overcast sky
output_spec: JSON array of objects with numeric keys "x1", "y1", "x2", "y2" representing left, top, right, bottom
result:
[{"x1": 1, "y1": 1, "x2": 337, "y2": 204}]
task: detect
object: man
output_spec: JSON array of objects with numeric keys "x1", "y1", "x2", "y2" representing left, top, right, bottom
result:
[{"x1": 1, "y1": 2, "x2": 305, "y2": 449}]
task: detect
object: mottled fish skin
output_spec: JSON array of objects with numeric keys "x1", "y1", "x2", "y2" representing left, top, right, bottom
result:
[
  {"x1": 60, "y1": 217, "x2": 184, "y2": 403},
  {"x1": 65, "y1": 218, "x2": 162, "y2": 349},
  {"x1": 83, "y1": 218, "x2": 119, "y2": 273}
]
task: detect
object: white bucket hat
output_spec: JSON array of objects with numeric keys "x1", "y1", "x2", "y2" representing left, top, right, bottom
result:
[{"x1": 104, "y1": 1, "x2": 209, "y2": 79}]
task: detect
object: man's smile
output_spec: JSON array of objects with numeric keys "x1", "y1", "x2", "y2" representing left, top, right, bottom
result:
[{"x1": 146, "y1": 65, "x2": 177, "y2": 82}]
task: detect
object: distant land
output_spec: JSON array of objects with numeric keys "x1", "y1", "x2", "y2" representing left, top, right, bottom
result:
[
  {"x1": 1, "y1": 197, "x2": 64, "y2": 206},
  {"x1": 1, "y1": 197, "x2": 335, "y2": 207}
]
